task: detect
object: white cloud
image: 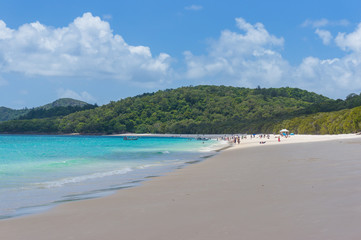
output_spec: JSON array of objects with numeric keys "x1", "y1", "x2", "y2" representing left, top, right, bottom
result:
[
  {"x1": 184, "y1": 17, "x2": 361, "y2": 98},
  {"x1": 302, "y1": 19, "x2": 330, "y2": 28},
  {"x1": 294, "y1": 23, "x2": 361, "y2": 96},
  {"x1": 57, "y1": 88, "x2": 96, "y2": 103},
  {"x1": 293, "y1": 54, "x2": 361, "y2": 96},
  {"x1": 315, "y1": 28, "x2": 332, "y2": 45},
  {"x1": 302, "y1": 18, "x2": 349, "y2": 28},
  {"x1": 184, "y1": 18, "x2": 288, "y2": 87},
  {"x1": 185, "y1": 5, "x2": 203, "y2": 11},
  {"x1": 335, "y1": 23, "x2": 361, "y2": 52},
  {"x1": 0, "y1": 13, "x2": 172, "y2": 85},
  {"x1": 3, "y1": 13, "x2": 361, "y2": 100},
  {"x1": 292, "y1": 21, "x2": 361, "y2": 95},
  {"x1": 0, "y1": 20, "x2": 13, "y2": 39}
]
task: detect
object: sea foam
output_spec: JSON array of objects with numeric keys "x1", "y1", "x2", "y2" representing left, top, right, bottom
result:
[{"x1": 38, "y1": 168, "x2": 133, "y2": 188}]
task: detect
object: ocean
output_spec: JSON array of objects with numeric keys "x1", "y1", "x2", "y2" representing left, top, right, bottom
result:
[{"x1": 0, "y1": 135, "x2": 226, "y2": 219}]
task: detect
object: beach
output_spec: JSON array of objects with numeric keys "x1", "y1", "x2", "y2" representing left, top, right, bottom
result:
[{"x1": 1, "y1": 134, "x2": 361, "y2": 240}]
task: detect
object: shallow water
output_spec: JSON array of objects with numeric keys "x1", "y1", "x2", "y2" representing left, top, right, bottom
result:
[{"x1": 0, "y1": 135, "x2": 226, "y2": 218}]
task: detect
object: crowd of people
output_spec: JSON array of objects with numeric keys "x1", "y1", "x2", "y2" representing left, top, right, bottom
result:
[{"x1": 218, "y1": 133, "x2": 289, "y2": 145}]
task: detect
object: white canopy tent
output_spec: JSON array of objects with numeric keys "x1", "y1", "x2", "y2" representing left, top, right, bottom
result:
[{"x1": 280, "y1": 129, "x2": 289, "y2": 136}]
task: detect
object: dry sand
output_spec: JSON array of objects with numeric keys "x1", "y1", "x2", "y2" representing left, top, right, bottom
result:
[{"x1": 1, "y1": 134, "x2": 361, "y2": 240}]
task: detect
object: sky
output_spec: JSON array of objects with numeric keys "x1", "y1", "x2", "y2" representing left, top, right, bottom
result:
[{"x1": 1, "y1": 0, "x2": 361, "y2": 108}]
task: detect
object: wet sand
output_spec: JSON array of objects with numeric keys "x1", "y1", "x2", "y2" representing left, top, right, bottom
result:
[{"x1": 1, "y1": 135, "x2": 361, "y2": 240}]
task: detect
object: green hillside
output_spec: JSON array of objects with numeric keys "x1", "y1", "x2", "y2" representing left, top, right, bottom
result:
[
  {"x1": 2, "y1": 85, "x2": 361, "y2": 135},
  {"x1": 0, "y1": 98, "x2": 94, "y2": 122},
  {"x1": 0, "y1": 107, "x2": 29, "y2": 122},
  {"x1": 273, "y1": 106, "x2": 361, "y2": 134},
  {"x1": 0, "y1": 85, "x2": 332, "y2": 134},
  {"x1": 40, "y1": 98, "x2": 91, "y2": 110},
  {"x1": 18, "y1": 101, "x2": 97, "y2": 120},
  {"x1": 56, "y1": 85, "x2": 330, "y2": 134}
]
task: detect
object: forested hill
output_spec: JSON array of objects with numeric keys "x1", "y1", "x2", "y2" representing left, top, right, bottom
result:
[
  {"x1": 40, "y1": 98, "x2": 91, "y2": 110},
  {"x1": 2, "y1": 85, "x2": 361, "y2": 134},
  {"x1": 0, "y1": 98, "x2": 95, "y2": 122},
  {"x1": 0, "y1": 107, "x2": 29, "y2": 122},
  {"x1": 273, "y1": 105, "x2": 361, "y2": 134},
  {"x1": 57, "y1": 86, "x2": 331, "y2": 134},
  {"x1": 0, "y1": 85, "x2": 330, "y2": 134}
]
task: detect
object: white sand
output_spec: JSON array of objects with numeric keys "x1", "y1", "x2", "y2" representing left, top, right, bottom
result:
[{"x1": 1, "y1": 134, "x2": 361, "y2": 240}]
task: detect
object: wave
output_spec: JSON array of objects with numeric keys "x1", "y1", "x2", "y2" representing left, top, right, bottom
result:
[
  {"x1": 35, "y1": 160, "x2": 185, "y2": 189},
  {"x1": 198, "y1": 140, "x2": 229, "y2": 152},
  {"x1": 37, "y1": 167, "x2": 133, "y2": 188}
]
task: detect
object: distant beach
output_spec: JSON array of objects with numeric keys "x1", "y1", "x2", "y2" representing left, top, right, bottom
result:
[{"x1": 1, "y1": 134, "x2": 361, "y2": 240}]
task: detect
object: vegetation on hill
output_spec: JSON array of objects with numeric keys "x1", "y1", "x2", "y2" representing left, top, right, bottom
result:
[
  {"x1": 0, "y1": 85, "x2": 331, "y2": 134},
  {"x1": 0, "y1": 107, "x2": 29, "y2": 122},
  {"x1": 272, "y1": 106, "x2": 361, "y2": 134},
  {"x1": 296, "y1": 92, "x2": 361, "y2": 115},
  {"x1": 1, "y1": 85, "x2": 361, "y2": 135},
  {"x1": 0, "y1": 98, "x2": 95, "y2": 122},
  {"x1": 40, "y1": 98, "x2": 91, "y2": 110},
  {"x1": 55, "y1": 86, "x2": 329, "y2": 134},
  {"x1": 18, "y1": 105, "x2": 97, "y2": 120}
]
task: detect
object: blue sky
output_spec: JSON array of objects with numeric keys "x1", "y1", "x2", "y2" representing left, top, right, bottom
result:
[{"x1": 1, "y1": 0, "x2": 361, "y2": 108}]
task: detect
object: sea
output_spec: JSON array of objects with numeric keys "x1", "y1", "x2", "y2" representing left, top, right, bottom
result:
[{"x1": 0, "y1": 134, "x2": 227, "y2": 219}]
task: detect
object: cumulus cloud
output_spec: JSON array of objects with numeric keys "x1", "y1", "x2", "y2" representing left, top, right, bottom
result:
[
  {"x1": 0, "y1": 21, "x2": 13, "y2": 39},
  {"x1": 293, "y1": 54, "x2": 361, "y2": 96},
  {"x1": 184, "y1": 17, "x2": 361, "y2": 98},
  {"x1": 0, "y1": 13, "x2": 172, "y2": 85},
  {"x1": 57, "y1": 88, "x2": 96, "y2": 103},
  {"x1": 184, "y1": 18, "x2": 288, "y2": 87},
  {"x1": 335, "y1": 23, "x2": 361, "y2": 52},
  {"x1": 315, "y1": 28, "x2": 332, "y2": 45},
  {"x1": 184, "y1": 5, "x2": 203, "y2": 11},
  {"x1": 292, "y1": 22, "x2": 361, "y2": 96},
  {"x1": 3, "y1": 13, "x2": 361, "y2": 100}
]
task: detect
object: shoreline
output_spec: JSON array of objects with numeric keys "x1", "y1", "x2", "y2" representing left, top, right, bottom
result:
[
  {"x1": 1, "y1": 134, "x2": 361, "y2": 239},
  {"x1": 2, "y1": 131, "x2": 360, "y2": 142}
]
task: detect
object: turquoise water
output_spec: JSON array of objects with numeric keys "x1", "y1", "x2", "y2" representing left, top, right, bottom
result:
[{"x1": 0, "y1": 135, "x2": 225, "y2": 219}]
